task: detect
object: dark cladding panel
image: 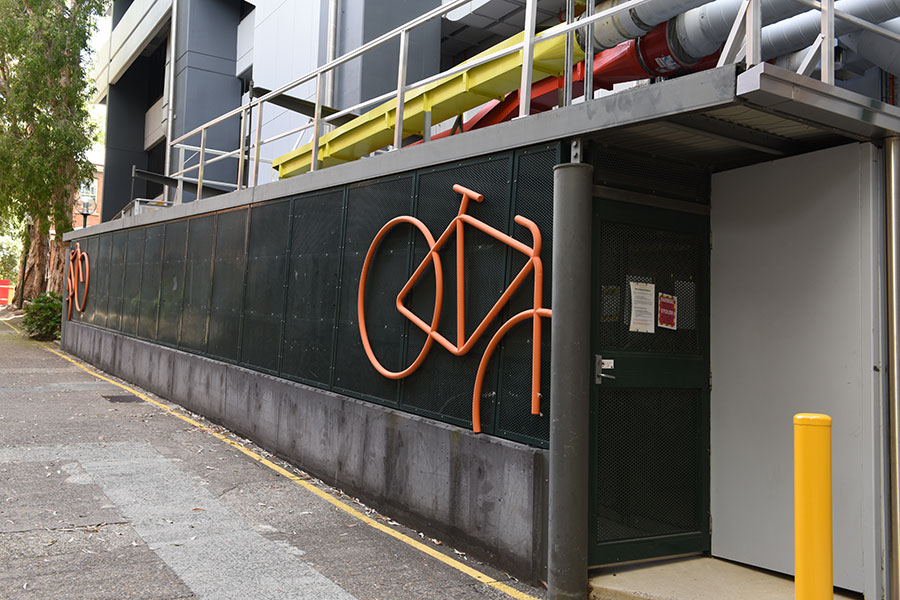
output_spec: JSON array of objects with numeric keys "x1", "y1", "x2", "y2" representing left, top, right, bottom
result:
[
  {"x1": 333, "y1": 176, "x2": 413, "y2": 403},
  {"x1": 179, "y1": 215, "x2": 215, "y2": 353},
  {"x1": 157, "y1": 220, "x2": 188, "y2": 346},
  {"x1": 138, "y1": 225, "x2": 165, "y2": 340},
  {"x1": 106, "y1": 231, "x2": 128, "y2": 331},
  {"x1": 281, "y1": 189, "x2": 344, "y2": 386},
  {"x1": 120, "y1": 228, "x2": 146, "y2": 335},
  {"x1": 495, "y1": 145, "x2": 558, "y2": 446},
  {"x1": 91, "y1": 234, "x2": 112, "y2": 329},
  {"x1": 400, "y1": 155, "x2": 513, "y2": 431},
  {"x1": 207, "y1": 208, "x2": 247, "y2": 362},
  {"x1": 240, "y1": 200, "x2": 291, "y2": 372}
]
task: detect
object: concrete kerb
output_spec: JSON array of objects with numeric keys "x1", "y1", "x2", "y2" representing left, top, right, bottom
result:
[{"x1": 61, "y1": 321, "x2": 549, "y2": 582}]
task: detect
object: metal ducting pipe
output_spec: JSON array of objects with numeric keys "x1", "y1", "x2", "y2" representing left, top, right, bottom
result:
[
  {"x1": 847, "y1": 16, "x2": 900, "y2": 75},
  {"x1": 674, "y1": 0, "x2": 810, "y2": 64},
  {"x1": 588, "y1": 0, "x2": 711, "y2": 50},
  {"x1": 761, "y1": 0, "x2": 900, "y2": 61}
]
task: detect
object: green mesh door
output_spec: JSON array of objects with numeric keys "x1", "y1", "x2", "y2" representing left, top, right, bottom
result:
[{"x1": 589, "y1": 198, "x2": 710, "y2": 566}]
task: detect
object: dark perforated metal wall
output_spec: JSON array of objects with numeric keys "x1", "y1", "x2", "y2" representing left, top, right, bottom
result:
[{"x1": 67, "y1": 144, "x2": 560, "y2": 447}]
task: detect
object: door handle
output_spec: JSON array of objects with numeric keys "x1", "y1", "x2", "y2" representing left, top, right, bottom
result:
[{"x1": 594, "y1": 355, "x2": 615, "y2": 384}]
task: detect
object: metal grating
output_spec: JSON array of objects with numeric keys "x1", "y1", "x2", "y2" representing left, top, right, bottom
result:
[
  {"x1": 594, "y1": 388, "x2": 702, "y2": 541},
  {"x1": 401, "y1": 155, "x2": 512, "y2": 428},
  {"x1": 179, "y1": 215, "x2": 215, "y2": 353},
  {"x1": 120, "y1": 228, "x2": 145, "y2": 336},
  {"x1": 598, "y1": 222, "x2": 702, "y2": 355},
  {"x1": 137, "y1": 225, "x2": 164, "y2": 341},
  {"x1": 157, "y1": 220, "x2": 188, "y2": 346},
  {"x1": 495, "y1": 146, "x2": 557, "y2": 445},
  {"x1": 71, "y1": 143, "x2": 561, "y2": 448},
  {"x1": 106, "y1": 231, "x2": 128, "y2": 331},
  {"x1": 207, "y1": 209, "x2": 248, "y2": 362},
  {"x1": 333, "y1": 176, "x2": 414, "y2": 403},
  {"x1": 241, "y1": 200, "x2": 291, "y2": 372},
  {"x1": 92, "y1": 234, "x2": 112, "y2": 329},
  {"x1": 281, "y1": 189, "x2": 345, "y2": 386}
]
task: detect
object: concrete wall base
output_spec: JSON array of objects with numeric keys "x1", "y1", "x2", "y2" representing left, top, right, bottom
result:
[{"x1": 62, "y1": 322, "x2": 548, "y2": 582}]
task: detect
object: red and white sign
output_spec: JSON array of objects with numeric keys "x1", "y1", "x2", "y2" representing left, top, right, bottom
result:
[{"x1": 658, "y1": 293, "x2": 677, "y2": 330}]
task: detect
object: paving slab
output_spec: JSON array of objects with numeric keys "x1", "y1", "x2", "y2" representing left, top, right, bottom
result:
[{"x1": 590, "y1": 556, "x2": 861, "y2": 600}]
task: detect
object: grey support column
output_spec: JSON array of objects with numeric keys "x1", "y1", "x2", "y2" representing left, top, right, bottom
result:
[
  {"x1": 548, "y1": 161, "x2": 594, "y2": 600},
  {"x1": 886, "y1": 136, "x2": 900, "y2": 600}
]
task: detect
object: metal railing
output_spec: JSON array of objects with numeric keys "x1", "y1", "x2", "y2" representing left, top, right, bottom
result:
[{"x1": 167, "y1": 0, "x2": 894, "y2": 201}]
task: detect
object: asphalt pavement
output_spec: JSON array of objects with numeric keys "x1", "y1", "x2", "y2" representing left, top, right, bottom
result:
[{"x1": 0, "y1": 309, "x2": 546, "y2": 600}]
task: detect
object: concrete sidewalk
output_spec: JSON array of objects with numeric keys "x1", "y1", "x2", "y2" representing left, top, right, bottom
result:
[{"x1": 0, "y1": 312, "x2": 544, "y2": 600}]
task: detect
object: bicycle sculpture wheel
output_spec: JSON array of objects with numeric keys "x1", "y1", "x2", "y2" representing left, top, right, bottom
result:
[
  {"x1": 66, "y1": 242, "x2": 90, "y2": 321},
  {"x1": 358, "y1": 184, "x2": 551, "y2": 433}
]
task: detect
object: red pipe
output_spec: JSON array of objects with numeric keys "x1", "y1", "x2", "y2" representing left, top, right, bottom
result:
[{"x1": 459, "y1": 22, "x2": 721, "y2": 132}]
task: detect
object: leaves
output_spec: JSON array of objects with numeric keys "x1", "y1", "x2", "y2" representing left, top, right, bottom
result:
[{"x1": 0, "y1": 0, "x2": 106, "y2": 234}]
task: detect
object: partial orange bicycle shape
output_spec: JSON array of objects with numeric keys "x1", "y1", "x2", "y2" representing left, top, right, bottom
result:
[
  {"x1": 66, "y1": 241, "x2": 90, "y2": 321},
  {"x1": 358, "y1": 184, "x2": 551, "y2": 433}
]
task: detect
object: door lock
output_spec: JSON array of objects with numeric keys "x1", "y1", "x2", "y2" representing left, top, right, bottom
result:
[{"x1": 594, "y1": 355, "x2": 616, "y2": 384}]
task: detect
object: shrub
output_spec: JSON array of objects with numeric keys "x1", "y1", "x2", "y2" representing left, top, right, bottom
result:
[{"x1": 23, "y1": 292, "x2": 63, "y2": 340}]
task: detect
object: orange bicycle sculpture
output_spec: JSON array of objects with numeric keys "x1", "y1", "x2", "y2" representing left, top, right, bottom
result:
[
  {"x1": 66, "y1": 242, "x2": 90, "y2": 320},
  {"x1": 358, "y1": 184, "x2": 551, "y2": 433}
]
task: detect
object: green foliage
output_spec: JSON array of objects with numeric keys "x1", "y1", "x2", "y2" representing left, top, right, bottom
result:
[
  {"x1": 22, "y1": 291, "x2": 62, "y2": 340},
  {"x1": 0, "y1": 217, "x2": 23, "y2": 281},
  {"x1": 0, "y1": 0, "x2": 106, "y2": 235}
]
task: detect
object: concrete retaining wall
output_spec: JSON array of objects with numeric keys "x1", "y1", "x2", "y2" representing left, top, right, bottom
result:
[{"x1": 62, "y1": 321, "x2": 549, "y2": 581}]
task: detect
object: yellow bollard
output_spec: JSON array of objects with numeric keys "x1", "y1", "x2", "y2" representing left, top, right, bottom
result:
[{"x1": 794, "y1": 413, "x2": 833, "y2": 600}]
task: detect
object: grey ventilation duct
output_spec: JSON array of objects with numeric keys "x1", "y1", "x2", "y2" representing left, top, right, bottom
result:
[
  {"x1": 674, "y1": 0, "x2": 811, "y2": 60},
  {"x1": 762, "y1": 0, "x2": 900, "y2": 60},
  {"x1": 588, "y1": 0, "x2": 712, "y2": 49}
]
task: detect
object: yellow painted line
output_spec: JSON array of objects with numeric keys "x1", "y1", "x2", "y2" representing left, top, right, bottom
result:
[{"x1": 1, "y1": 318, "x2": 540, "y2": 600}]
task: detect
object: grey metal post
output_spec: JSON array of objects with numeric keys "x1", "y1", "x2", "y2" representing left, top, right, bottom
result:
[
  {"x1": 549, "y1": 161, "x2": 593, "y2": 600},
  {"x1": 583, "y1": 0, "x2": 594, "y2": 102},
  {"x1": 563, "y1": 0, "x2": 575, "y2": 107},
  {"x1": 518, "y1": 0, "x2": 538, "y2": 119},
  {"x1": 886, "y1": 136, "x2": 900, "y2": 600},
  {"x1": 312, "y1": 72, "x2": 324, "y2": 171},
  {"x1": 394, "y1": 29, "x2": 410, "y2": 150},
  {"x1": 197, "y1": 128, "x2": 206, "y2": 201},
  {"x1": 820, "y1": 0, "x2": 835, "y2": 84},
  {"x1": 746, "y1": 0, "x2": 761, "y2": 66},
  {"x1": 252, "y1": 101, "x2": 264, "y2": 186},
  {"x1": 237, "y1": 107, "x2": 247, "y2": 190}
]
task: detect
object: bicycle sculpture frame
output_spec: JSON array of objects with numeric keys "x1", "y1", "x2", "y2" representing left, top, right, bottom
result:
[
  {"x1": 66, "y1": 242, "x2": 90, "y2": 321},
  {"x1": 358, "y1": 184, "x2": 551, "y2": 433}
]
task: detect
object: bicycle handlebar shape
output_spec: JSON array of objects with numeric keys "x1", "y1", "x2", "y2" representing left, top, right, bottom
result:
[
  {"x1": 358, "y1": 185, "x2": 552, "y2": 433},
  {"x1": 66, "y1": 242, "x2": 90, "y2": 321}
]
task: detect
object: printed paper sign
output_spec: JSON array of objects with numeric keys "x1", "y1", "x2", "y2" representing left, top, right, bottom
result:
[
  {"x1": 658, "y1": 293, "x2": 677, "y2": 330},
  {"x1": 628, "y1": 281, "x2": 655, "y2": 333}
]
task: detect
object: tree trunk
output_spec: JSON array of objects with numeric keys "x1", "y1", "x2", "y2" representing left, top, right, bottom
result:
[
  {"x1": 20, "y1": 217, "x2": 48, "y2": 302},
  {"x1": 12, "y1": 237, "x2": 27, "y2": 308},
  {"x1": 47, "y1": 238, "x2": 67, "y2": 295}
]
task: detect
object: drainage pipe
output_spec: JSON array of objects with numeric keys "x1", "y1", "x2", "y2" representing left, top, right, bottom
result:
[
  {"x1": 164, "y1": 0, "x2": 178, "y2": 204},
  {"x1": 548, "y1": 160, "x2": 594, "y2": 600},
  {"x1": 886, "y1": 135, "x2": 900, "y2": 600}
]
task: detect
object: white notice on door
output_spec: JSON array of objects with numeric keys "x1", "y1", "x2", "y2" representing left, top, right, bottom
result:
[{"x1": 629, "y1": 281, "x2": 655, "y2": 333}]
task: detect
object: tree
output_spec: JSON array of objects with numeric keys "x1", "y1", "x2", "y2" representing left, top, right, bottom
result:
[
  {"x1": 0, "y1": 217, "x2": 23, "y2": 282},
  {"x1": 0, "y1": 0, "x2": 105, "y2": 307}
]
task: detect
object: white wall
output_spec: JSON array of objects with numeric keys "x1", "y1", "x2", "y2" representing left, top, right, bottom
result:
[
  {"x1": 241, "y1": 0, "x2": 327, "y2": 185},
  {"x1": 710, "y1": 143, "x2": 886, "y2": 597}
]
